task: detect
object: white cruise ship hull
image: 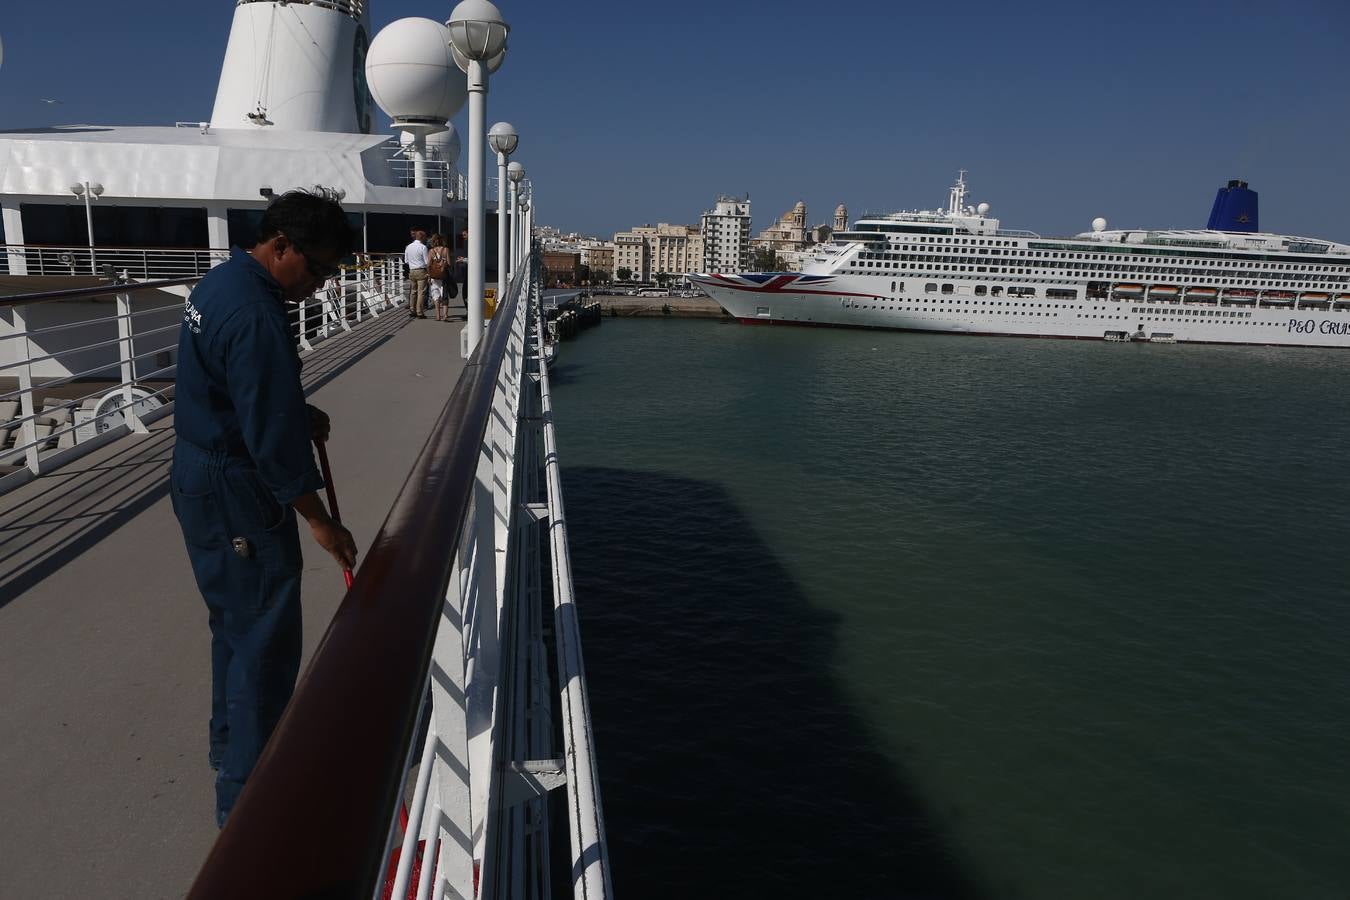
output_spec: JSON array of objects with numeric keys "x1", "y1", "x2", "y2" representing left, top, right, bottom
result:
[{"x1": 689, "y1": 273, "x2": 1350, "y2": 349}]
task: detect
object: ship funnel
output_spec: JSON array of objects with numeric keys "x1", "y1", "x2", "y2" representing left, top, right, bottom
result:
[
  {"x1": 210, "y1": 0, "x2": 374, "y2": 134},
  {"x1": 1207, "y1": 179, "x2": 1259, "y2": 233}
]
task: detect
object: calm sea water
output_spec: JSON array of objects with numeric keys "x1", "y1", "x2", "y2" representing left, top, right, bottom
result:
[{"x1": 549, "y1": 319, "x2": 1350, "y2": 900}]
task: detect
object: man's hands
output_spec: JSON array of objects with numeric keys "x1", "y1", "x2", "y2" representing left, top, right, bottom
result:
[
  {"x1": 292, "y1": 492, "x2": 358, "y2": 570},
  {"x1": 307, "y1": 404, "x2": 331, "y2": 443},
  {"x1": 310, "y1": 516, "x2": 358, "y2": 570}
]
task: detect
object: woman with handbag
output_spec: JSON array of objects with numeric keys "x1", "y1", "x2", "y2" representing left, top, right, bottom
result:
[{"x1": 427, "y1": 234, "x2": 452, "y2": 322}]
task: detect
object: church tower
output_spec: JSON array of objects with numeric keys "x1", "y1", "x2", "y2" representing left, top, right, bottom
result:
[{"x1": 834, "y1": 203, "x2": 848, "y2": 233}]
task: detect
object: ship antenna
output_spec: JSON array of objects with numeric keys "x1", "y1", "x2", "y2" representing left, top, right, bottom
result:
[{"x1": 949, "y1": 169, "x2": 968, "y2": 216}]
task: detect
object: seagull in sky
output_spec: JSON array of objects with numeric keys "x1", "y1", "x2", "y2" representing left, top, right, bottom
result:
[{"x1": 39, "y1": 98, "x2": 62, "y2": 105}]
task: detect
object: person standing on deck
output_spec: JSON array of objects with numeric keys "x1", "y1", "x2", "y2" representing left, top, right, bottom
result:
[
  {"x1": 405, "y1": 227, "x2": 429, "y2": 319},
  {"x1": 169, "y1": 190, "x2": 359, "y2": 827}
]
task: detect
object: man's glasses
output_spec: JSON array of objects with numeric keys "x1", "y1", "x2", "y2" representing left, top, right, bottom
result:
[{"x1": 287, "y1": 236, "x2": 341, "y2": 280}]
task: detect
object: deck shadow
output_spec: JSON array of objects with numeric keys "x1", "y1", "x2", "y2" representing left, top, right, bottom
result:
[
  {"x1": 0, "y1": 312, "x2": 412, "y2": 606},
  {"x1": 560, "y1": 466, "x2": 986, "y2": 899}
]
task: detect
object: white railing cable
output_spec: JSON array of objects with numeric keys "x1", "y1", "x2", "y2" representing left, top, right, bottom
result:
[{"x1": 537, "y1": 280, "x2": 612, "y2": 900}]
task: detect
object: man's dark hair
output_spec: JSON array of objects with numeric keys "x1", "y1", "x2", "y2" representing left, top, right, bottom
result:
[{"x1": 256, "y1": 191, "x2": 355, "y2": 259}]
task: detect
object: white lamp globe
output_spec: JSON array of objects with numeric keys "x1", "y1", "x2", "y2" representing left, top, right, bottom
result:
[
  {"x1": 447, "y1": 0, "x2": 509, "y2": 63},
  {"x1": 450, "y1": 42, "x2": 505, "y2": 75},
  {"x1": 366, "y1": 18, "x2": 467, "y2": 126},
  {"x1": 507, "y1": 161, "x2": 524, "y2": 184},
  {"x1": 401, "y1": 124, "x2": 462, "y2": 166},
  {"x1": 488, "y1": 122, "x2": 518, "y2": 156}
]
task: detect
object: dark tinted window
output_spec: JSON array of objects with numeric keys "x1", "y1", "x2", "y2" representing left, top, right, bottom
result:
[
  {"x1": 92, "y1": 206, "x2": 208, "y2": 248},
  {"x1": 21, "y1": 204, "x2": 87, "y2": 245}
]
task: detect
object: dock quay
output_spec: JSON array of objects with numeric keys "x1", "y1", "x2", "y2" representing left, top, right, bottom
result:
[
  {"x1": 0, "y1": 248, "x2": 610, "y2": 898},
  {"x1": 593, "y1": 295, "x2": 728, "y2": 319}
]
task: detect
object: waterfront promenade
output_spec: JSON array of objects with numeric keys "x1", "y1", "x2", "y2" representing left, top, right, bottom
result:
[{"x1": 0, "y1": 309, "x2": 468, "y2": 898}]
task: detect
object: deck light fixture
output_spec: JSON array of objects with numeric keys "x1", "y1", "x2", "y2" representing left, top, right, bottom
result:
[
  {"x1": 69, "y1": 181, "x2": 104, "y2": 274},
  {"x1": 448, "y1": 0, "x2": 509, "y2": 356},
  {"x1": 507, "y1": 161, "x2": 524, "y2": 273},
  {"x1": 489, "y1": 122, "x2": 518, "y2": 297}
]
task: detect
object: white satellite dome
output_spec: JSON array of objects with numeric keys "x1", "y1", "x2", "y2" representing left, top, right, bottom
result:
[
  {"x1": 366, "y1": 18, "x2": 467, "y2": 125},
  {"x1": 401, "y1": 123, "x2": 462, "y2": 166},
  {"x1": 1092, "y1": 217, "x2": 1108, "y2": 232},
  {"x1": 976, "y1": 202, "x2": 990, "y2": 216}
]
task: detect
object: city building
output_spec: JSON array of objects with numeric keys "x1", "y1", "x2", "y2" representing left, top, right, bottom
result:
[
  {"x1": 753, "y1": 200, "x2": 810, "y2": 253},
  {"x1": 612, "y1": 231, "x2": 650, "y2": 282},
  {"x1": 700, "y1": 195, "x2": 751, "y2": 274},
  {"x1": 834, "y1": 203, "x2": 848, "y2": 233},
  {"x1": 580, "y1": 242, "x2": 614, "y2": 281},
  {"x1": 542, "y1": 250, "x2": 582, "y2": 285}
]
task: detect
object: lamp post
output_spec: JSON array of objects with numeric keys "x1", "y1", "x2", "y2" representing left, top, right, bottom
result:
[
  {"x1": 70, "y1": 181, "x2": 104, "y2": 274},
  {"x1": 507, "y1": 161, "x2": 524, "y2": 274},
  {"x1": 447, "y1": 0, "x2": 509, "y2": 357},
  {"x1": 488, "y1": 122, "x2": 518, "y2": 304},
  {"x1": 519, "y1": 192, "x2": 531, "y2": 277}
]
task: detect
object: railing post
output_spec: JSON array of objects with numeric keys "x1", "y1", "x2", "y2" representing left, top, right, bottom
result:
[
  {"x1": 116, "y1": 288, "x2": 148, "y2": 434},
  {"x1": 13, "y1": 303, "x2": 41, "y2": 474},
  {"x1": 297, "y1": 293, "x2": 314, "y2": 353}
]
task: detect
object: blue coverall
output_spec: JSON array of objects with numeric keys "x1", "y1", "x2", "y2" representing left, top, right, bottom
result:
[{"x1": 170, "y1": 247, "x2": 323, "y2": 826}]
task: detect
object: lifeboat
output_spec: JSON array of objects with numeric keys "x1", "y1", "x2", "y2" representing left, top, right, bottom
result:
[
  {"x1": 1112, "y1": 283, "x2": 1144, "y2": 296},
  {"x1": 1302, "y1": 292, "x2": 1330, "y2": 301},
  {"x1": 1259, "y1": 290, "x2": 1296, "y2": 306},
  {"x1": 1148, "y1": 284, "x2": 1180, "y2": 297},
  {"x1": 1185, "y1": 286, "x2": 1218, "y2": 301},
  {"x1": 1333, "y1": 294, "x2": 1350, "y2": 310},
  {"x1": 1225, "y1": 289, "x2": 1257, "y2": 303},
  {"x1": 1299, "y1": 291, "x2": 1331, "y2": 309}
]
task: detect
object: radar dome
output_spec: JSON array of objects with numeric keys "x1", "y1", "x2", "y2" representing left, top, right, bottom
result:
[
  {"x1": 401, "y1": 123, "x2": 462, "y2": 166},
  {"x1": 1092, "y1": 217, "x2": 1107, "y2": 232},
  {"x1": 976, "y1": 202, "x2": 990, "y2": 216},
  {"x1": 366, "y1": 18, "x2": 467, "y2": 125}
]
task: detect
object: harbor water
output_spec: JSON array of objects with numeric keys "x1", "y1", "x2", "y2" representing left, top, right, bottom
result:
[{"x1": 550, "y1": 319, "x2": 1350, "y2": 899}]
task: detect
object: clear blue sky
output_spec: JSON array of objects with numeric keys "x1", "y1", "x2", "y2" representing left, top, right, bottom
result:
[{"x1": 2, "y1": 0, "x2": 1348, "y2": 242}]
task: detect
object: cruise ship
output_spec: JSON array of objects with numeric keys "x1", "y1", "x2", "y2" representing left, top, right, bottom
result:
[{"x1": 690, "y1": 174, "x2": 1350, "y2": 348}]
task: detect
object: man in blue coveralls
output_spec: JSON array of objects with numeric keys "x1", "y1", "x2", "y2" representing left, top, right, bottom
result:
[{"x1": 170, "y1": 191, "x2": 359, "y2": 826}]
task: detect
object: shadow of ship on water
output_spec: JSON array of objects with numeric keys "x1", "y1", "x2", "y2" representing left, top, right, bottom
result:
[{"x1": 562, "y1": 466, "x2": 987, "y2": 899}]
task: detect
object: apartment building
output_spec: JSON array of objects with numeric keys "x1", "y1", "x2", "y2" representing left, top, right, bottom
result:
[{"x1": 700, "y1": 195, "x2": 752, "y2": 274}]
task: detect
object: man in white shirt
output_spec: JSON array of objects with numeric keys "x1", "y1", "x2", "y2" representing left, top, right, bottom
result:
[{"x1": 404, "y1": 228, "x2": 430, "y2": 319}]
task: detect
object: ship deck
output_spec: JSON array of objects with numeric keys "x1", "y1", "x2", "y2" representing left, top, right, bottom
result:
[{"x1": 0, "y1": 307, "x2": 469, "y2": 897}]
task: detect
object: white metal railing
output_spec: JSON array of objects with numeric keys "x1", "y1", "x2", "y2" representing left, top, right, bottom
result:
[
  {"x1": 383, "y1": 138, "x2": 466, "y2": 197},
  {"x1": 376, "y1": 257, "x2": 611, "y2": 899},
  {"x1": 0, "y1": 253, "x2": 406, "y2": 493},
  {"x1": 2, "y1": 244, "x2": 228, "y2": 280}
]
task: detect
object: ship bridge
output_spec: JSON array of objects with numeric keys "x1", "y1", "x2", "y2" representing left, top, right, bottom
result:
[{"x1": 0, "y1": 248, "x2": 611, "y2": 898}]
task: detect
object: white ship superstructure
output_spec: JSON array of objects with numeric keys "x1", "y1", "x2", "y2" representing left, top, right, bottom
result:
[{"x1": 690, "y1": 173, "x2": 1350, "y2": 348}]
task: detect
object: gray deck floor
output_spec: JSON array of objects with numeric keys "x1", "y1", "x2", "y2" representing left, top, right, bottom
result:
[{"x1": 0, "y1": 310, "x2": 468, "y2": 898}]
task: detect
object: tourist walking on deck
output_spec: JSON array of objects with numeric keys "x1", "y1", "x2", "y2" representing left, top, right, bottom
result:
[
  {"x1": 169, "y1": 190, "x2": 359, "y2": 828},
  {"x1": 405, "y1": 227, "x2": 429, "y2": 319},
  {"x1": 427, "y1": 234, "x2": 451, "y2": 321}
]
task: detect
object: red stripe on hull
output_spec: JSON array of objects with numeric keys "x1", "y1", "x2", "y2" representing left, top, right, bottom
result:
[{"x1": 731, "y1": 318, "x2": 1349, "y2": 349}]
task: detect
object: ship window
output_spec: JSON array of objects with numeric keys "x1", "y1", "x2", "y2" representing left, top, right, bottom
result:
[
  {"x1": 925, "y1": 282, "x2": 937, "y2": 293},
  {"x1": 975, "y1": 285, "x2": 987, "y2": 296},
  {"x1": 941, "y1": 283, "x2": 954, "y2": 294}
]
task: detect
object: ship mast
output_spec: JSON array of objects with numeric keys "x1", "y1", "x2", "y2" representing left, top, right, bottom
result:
[{"x1": 948, "y1": 169, "x2": 968, "y2": 216}]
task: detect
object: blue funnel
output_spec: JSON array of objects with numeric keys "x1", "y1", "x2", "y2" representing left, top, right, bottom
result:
[{"x1": 1207, "y1": 179, "x2": 1259, "y2": 232}]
